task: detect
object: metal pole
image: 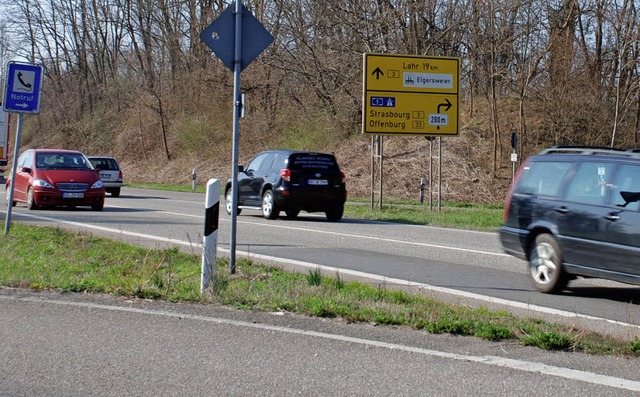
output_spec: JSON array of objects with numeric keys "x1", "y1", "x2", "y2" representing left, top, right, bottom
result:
[
  {"x1": 4, "y1": 113, "x2": 23, "y2": 235},
  {"x1": 370, "y1": 135, "x2": 374, "y2": 210},
  {"x1": 429, "y1": 138, "x2": 433, "y2": 210},
  {"x1": 438, "y1": 136, "x2": 442, "y2": 211},
  {"x1": 229, "y1": 0, "x2": 243, "y2": 274},
  {"x1": 379, "y1": 135, "x2": 383, "y2": 210}
]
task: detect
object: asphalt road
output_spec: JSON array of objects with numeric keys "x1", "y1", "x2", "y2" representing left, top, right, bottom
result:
[
  {"x1": 3, "y1": 186, "x2": 640, "y2": 395},
  {"x1": 3, "y1": 186, "x2": 639, "y2": 340},
  {"x1": 2, "y1": 288, "x2": 640, "y2": 396}
]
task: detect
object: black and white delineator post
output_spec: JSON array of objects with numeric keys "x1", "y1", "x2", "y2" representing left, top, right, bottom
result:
[{"x1": 201, "y1": 179, "x2": 220, "y2": 293}]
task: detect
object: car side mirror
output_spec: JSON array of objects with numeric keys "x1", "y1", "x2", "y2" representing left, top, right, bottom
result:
[
  {"x1": 237, "y1": 165, "x2": 245, "y2": 173},
  {"x1": 21, "y1": 166, "x2": 32, "y2": 174},
  {"x1": 620, "y1": 191, "x2": 640, "y2": 207}
]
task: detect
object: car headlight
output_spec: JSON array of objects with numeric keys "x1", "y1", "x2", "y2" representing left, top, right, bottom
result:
[
  {"x1": 33, "y1": 179, "x2": 54, "y2": 188},
  {"x1": 91, "y1": 180, "x2": 104, "y2": 189}
]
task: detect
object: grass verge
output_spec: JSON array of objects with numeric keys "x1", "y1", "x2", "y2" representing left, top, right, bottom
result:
[
  {"x1": 1, "y1": 222, "x2": 639, "y2": 356},
  {"x1": 344, "y1": 202, "x2": 503, "y2": 230}
]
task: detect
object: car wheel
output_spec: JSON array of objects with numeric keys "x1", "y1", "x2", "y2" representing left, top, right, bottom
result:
[
  {"x1": 6, "y1": 186, "x2": 16, "y2": 207},
  {"x1": 262, "y1": 189, "x2": 279, "y2": 219},
  {"x1": 325, "y1": 205, "x2": 344, "y2": 222},
  {"x1": 285, "y1": 209, "x2": 300, "y2": 219},
  {"x1": 111, "y1": 188, "x2": 121, "y2": 198},
  {"x1": 27, "y1": 187, "x2": 38, "y2": 210},
  {"x1": 225, "y1": 189, "x2": 241, "y2": 216},
  {"x1": 529, "y1": 234, "x2": 569, "y2": 293},
  {"x1": 92, "y1": 201, "x2": 104, "y2": 211}
]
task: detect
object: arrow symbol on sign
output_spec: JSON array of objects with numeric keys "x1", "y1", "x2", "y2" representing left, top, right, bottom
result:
[
  {"x1": 437, "y1": 98, "x2": 452, "y2": 113},
  {"x1": 372, "y1": 67, "x2": 384, "y2": 80},
  {"x1": 16, "y1": 103, "x2": 29, "y2": 109}
]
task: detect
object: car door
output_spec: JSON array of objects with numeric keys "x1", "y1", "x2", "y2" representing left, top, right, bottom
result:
[
  {"x1": 238, "y1": 152, "x2": 272, "y2": 206},
  {"x1": 559, "y1": 160, "x2": 616, "y2": 270},
  {"x1": 602, "y1": 163, "x2": 640, "y2": 276}
]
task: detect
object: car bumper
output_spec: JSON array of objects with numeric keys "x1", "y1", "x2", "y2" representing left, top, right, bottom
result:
[
  {"x1": 274, "y1": 188, "x2": 346, "y2": 211},
  {"x1": 498, "y1": 225, "x2": 529, "y2": 261},
  {"x1": 101, "y1": 181, "x2": 123, "y2": 188},
  {"x1": 34, "y1": 189, "x2": 105, "y2": 207}
]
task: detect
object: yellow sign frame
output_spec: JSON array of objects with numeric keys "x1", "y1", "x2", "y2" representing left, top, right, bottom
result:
[{"x1": 362, "y1": 53, "x2": 460, "y2": 136}]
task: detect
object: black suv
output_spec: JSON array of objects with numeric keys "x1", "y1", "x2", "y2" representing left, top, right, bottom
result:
[
  {"x1": 225, "y1": 150, "x2": 347, "y2": 221},
  {"x1": 500, "y1": 146, "x2": 640, "y2": 293}
]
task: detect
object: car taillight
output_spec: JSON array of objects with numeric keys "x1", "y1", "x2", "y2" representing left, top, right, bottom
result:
[
  {"x1": 280, "y1": 169, "x2": 291, "y2": 181},
  {"x1": 340, "y1": 171, "x2": 346, "y2": 184},
  {"x1": 503, "y1": 160, "x2": 527, "y2": 221}
]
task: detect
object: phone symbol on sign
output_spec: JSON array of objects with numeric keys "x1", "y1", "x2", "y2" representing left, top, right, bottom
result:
[
  {"x1": 18, "y1": 72, "x2": 32, "y2": 89},
  {"x1": 15, "y1": 70, "x2": 35, "y2": 93}
]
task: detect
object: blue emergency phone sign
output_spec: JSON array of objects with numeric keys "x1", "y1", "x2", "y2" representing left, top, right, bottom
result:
[{"x1": 2, "y1": 62, "x2": 44, "y2": 114}]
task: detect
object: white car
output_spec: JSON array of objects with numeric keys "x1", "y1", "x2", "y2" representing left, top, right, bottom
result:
[{"x1": 86, "y1": 156, "x2": 123, "y2": 197}]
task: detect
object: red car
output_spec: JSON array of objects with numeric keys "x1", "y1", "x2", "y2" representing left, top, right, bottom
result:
[{"x1": 6, "y1": 149, "x2": 105, "y2": 211}]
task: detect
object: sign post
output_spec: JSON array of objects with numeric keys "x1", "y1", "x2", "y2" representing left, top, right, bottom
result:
[
  {"x1": 511, "y1": 131, "x2": 518, "y2": 181},
  {"x1": 0, "y1": 109, "x2": 9, "y2": 184},
  {"x1": 3, "y1": 61, "x2": 44, "y2": 235},
  {"x1": 200, "y1": 1, "x2": 273, "y2": 274}
]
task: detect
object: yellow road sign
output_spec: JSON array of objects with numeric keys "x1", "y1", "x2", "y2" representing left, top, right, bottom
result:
[{"x1": 363, "y1": 53, "x2": 460, "y2": 136}]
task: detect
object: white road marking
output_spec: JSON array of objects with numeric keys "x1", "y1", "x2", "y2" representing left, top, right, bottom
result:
[
  {"x1": 1, "y1": 294, "x2": 639, "y2": 392},
  {"x1": 109, "y1": 205, "x2": 510, "y2": 258},
  {"x1": 6, "y1": 209, "x2": 640, "y2": 337}
]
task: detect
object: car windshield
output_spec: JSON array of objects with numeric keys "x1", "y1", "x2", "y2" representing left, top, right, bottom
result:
[{"x1": 36, "y1": 153, "x2": 91, "y2": 170}]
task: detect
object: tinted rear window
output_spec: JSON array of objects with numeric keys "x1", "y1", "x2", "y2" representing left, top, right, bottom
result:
[
  {"x1": 288, "y1": 153, "x2": 340, "y2": 172},
  {"x1": 513, "y1": 160, "x2": 573, "y2": 197},
  {"x1": 89, "y1": 158, "x2": 119, "y2": 170}
]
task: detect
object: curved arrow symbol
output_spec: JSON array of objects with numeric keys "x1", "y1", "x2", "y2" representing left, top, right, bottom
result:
[{"x1": 437, "y1": 98, "x2": 452, "y2": 113}]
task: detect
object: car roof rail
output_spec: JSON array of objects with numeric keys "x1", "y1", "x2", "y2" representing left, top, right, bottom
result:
[{"x1": 539, "y1": 145, "x2": 640, "y2": 158}]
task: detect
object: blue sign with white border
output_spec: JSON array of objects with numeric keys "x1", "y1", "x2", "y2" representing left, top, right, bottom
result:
[
  {"x1": 199, "y1": 0, "x2": 273, "y2": 72},
  {"x1": 3, "y1": 62, "x2": 44, "y2": 114}
]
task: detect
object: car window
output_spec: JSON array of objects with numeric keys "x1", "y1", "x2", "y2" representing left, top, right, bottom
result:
[
  {"x1": 246, "y1": 153, "x2": 270, "y2": 172},
  {"x1": 271, "y1": 153, "x2": 287, "y2": 170},
  {"x1": 18, "y1": 151, "x2": 29, "y2": 168},
  {"x1": 611, "y1": 164, "x2": 640, "y2": 211},
  {"x1": 288, "y1": 153, "x2": 339, "y2": 172},
  {"x1": 63, "y1": 154, "x2": 89, "y2": 168},
  {"x1": 37, "y1": 153, "x2": 62, "y2": 168},
  {"x1": 513, "y1": 160, "x2": 573, "y2": 197},
  {"x1": 564, "y1": 161, "x2": 615, "y2": 205},
  {"x1": 258, "y1": 153, "x2": 276, "y2": 171},
  {"x1": 90, "y1": 158, "x2": 119, "y2": 170},
  {"x1": 36, "y1": 153, "x2": 90, "y2": 169},
  {"x1": 23, "y1": 153, "x2": 34, "y2": 168}
]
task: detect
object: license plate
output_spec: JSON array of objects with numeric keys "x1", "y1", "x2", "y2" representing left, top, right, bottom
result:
[
  {"x1": 307, "y1": 179, "x2": 328, "y2": 186},
  {"x1": 62, "y1": 192, "x2": 84, "y2": 198},
  {"x1": 99, "y1": 172, "x2": 112, "y2": 180}
]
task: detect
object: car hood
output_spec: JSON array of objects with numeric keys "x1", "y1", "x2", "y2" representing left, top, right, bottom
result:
[{"x1": 35, "y1": 169, "x2": 100, "y2": 185}]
